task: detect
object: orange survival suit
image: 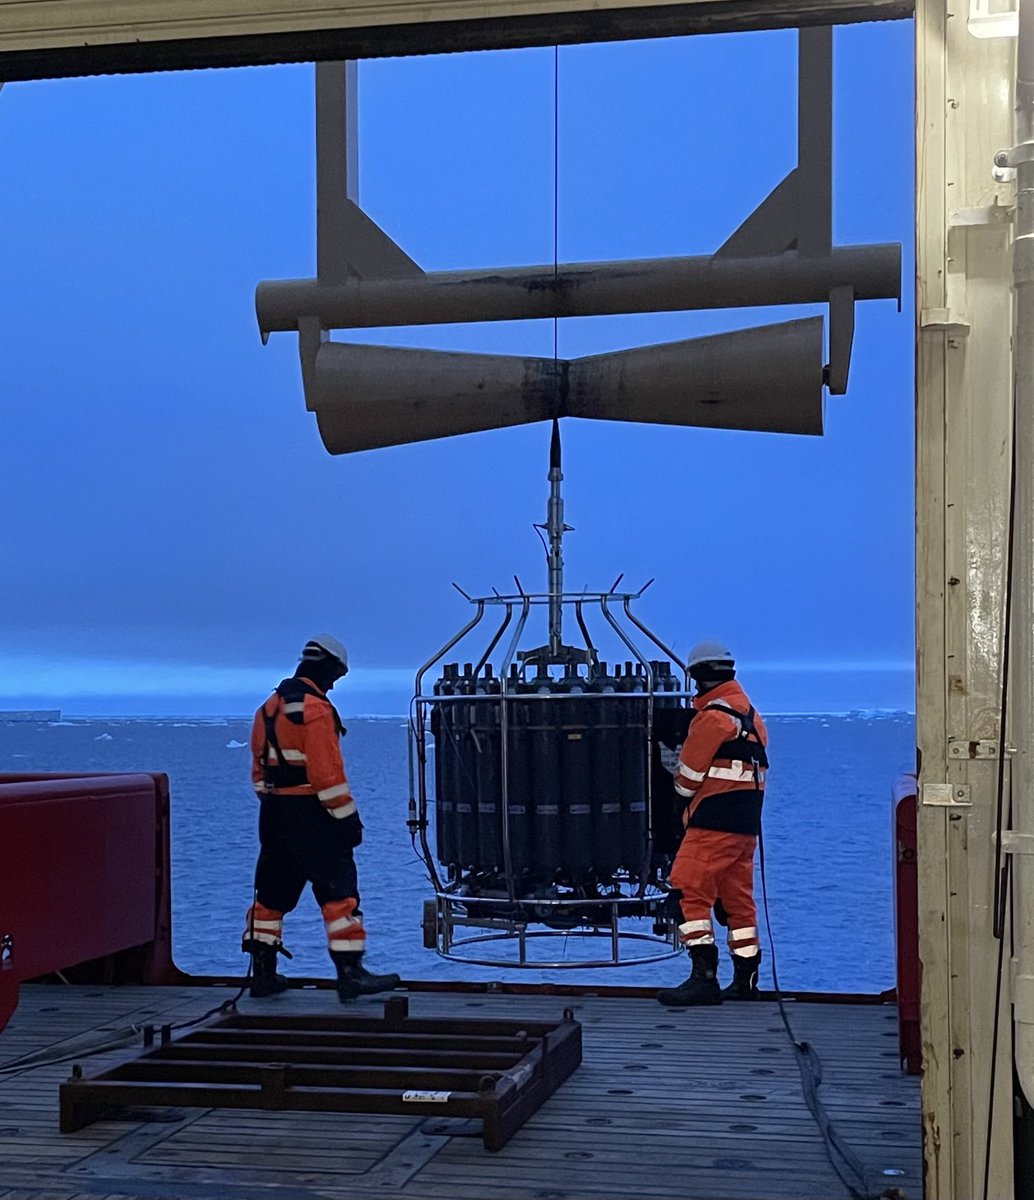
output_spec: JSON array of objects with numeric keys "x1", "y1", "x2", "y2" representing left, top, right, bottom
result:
[
  {"x1": 243, "y1": 675, "x2": 365, "y2": 958},
  {"x1": 668, "y1": 679, "x2": 768, "y2": 960}
]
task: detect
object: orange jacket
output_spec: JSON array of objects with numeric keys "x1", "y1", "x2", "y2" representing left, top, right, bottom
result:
[
  {"x1": 250, "y1": 676, "x2": 356, "y2": 820},
  {"x1": 674, "y1": 679, "x2": 767, "y2": 836}
]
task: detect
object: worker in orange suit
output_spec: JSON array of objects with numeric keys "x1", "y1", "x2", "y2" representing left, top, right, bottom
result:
[
  {"x1": 242, "y1": 635, "x2": 401, "y2": 1002},
  {"x1": 658, "y1": 641, "x2": 768, "y2": 1007}
]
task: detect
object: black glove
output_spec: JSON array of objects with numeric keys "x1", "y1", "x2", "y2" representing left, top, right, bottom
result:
[
  {"x1": 655, "y1": 706, "x2": 694, "y2": 751},
  {"x1": 331, "y1": 810, "x2": 364, "y2": 849}
]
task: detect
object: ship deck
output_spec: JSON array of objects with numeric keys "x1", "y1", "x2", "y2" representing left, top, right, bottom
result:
[{"x1": 0, "y1": 983, "x2": 922, "y2": 1200}]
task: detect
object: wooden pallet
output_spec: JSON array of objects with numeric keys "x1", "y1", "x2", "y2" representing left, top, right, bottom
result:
[{"x1": 58, "y1": 996, "x2": 582, "y2": 1150}]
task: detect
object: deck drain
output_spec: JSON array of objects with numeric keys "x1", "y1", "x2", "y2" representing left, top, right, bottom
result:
[
  {"x1": 880, "y1": 1100, "x2": 906, "y2": 1107},
  {"x1": 728, "y1": 1124, "x2": 758, "y2": 1132},
  {"x1": 623, "y1": 1064, "x2": 648, "y2": 1071},
  {"x1": 640, "y1": 1042, "x2": 664, "y2": 1049},
  {"x1": 750, "y1": 1068, "x2": 775, "y2": 1076},
  {"x1": 606, "y1": 1089, "x2": 634, "y2": 1095},
  {"x1": 585, "y1": 1117, "x2": 612, "y2": 1126},
  {"x1": 654, "y1": 1024, "x2": 678, "y2": 1030},
  {"x1": 739, "y1": 1094, "x2": 768, "y2": 1101},
  {"x1": 564, "y1": 1152, "x2": 594, "y2": 1160}
]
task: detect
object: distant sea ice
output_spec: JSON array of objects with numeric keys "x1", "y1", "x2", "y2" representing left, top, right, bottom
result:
[{"x1": 226, "y1": 739, "x2": 248, "y2": 749}]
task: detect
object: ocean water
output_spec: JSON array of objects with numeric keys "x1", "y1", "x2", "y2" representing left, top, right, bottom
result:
[{"x1": 0, "y1": 713, "x2": 914, "y2": 992}]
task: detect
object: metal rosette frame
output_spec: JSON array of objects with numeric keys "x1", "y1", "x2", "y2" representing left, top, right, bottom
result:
[{"x1": 407, "y1": 583, "x2": 692, "y2": 969}]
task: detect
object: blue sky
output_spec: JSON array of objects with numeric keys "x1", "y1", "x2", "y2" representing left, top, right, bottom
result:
[{"x1": 0, "y1": 21, "x2": 914, "y2": 715}]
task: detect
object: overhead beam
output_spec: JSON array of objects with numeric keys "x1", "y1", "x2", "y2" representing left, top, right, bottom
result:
[
  {"x1": 0, "y1": 0, "x2": 912, "y2": 84},
  {"x1": 256, "y1": 244, "x2": 901, "y2": 333}
]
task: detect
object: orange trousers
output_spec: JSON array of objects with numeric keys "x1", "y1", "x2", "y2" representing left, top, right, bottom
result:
[{"x1": 668, "y1": 827, "x2": 760, "y2": 956}]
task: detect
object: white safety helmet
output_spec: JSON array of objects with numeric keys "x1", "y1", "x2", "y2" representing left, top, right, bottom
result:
[
  {"x1": 686, "y1": 639, "x2": 735, "y2": 671},
  {"x1": 301, "y1": 634, "x2": 349, "y2": 672}
]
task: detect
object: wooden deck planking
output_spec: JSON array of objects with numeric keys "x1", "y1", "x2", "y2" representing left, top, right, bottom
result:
[{"x1": 0, "y1": 984, "x2": 922, "y2": 1200}]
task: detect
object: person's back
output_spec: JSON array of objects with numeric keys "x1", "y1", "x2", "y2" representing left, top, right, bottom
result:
[
  {"x1": 242, "y1": 635, "x2": 400, "y2": 1002},
  {"x1": 677, "y1": 676, "x2": 768, "y2": 836},
  {"x1": 659, "y1": 641, "x2": 768, "y2": 1007}
]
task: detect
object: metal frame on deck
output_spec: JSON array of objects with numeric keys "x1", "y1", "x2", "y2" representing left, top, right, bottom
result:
[{"x1": 59, "y1": 997, "x2": 583, "y2": 1152}]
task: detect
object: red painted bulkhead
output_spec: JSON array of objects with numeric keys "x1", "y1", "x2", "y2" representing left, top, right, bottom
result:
[
  {"x1": 893, "y1": 779, "x2": 921, "y2": 1075},
  {"x1": 0, "y1": 772, "x2": 176, "y2": 1032}
]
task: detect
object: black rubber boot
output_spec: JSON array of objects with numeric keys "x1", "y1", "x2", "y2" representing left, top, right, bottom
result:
[
  {"x1": 657, "y1": 943, "x2": 722, "y2": 1007},
  {"x1": 721, "y1": 950, "x2": 762, "y2": 1001},
  {"x1": 244, "y1": 941, "x2": 289, "y2": 998},
  {"x1": 330, "y1": 951, "x2": 402, "y2": 1002}
]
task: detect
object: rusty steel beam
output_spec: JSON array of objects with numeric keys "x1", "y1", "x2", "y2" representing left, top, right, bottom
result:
[{"x1": 256, "y1": 244, "x2": 901, "y2": 334}]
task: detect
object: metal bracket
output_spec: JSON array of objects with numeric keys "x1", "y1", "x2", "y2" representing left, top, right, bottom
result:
[
  {"x1": 923, "y1": 782, "x2": 972, "y2": 807},
  {"x1": 316, "y1": 61, "x2": 422, "y2": 284},
  {"x1": 995, "y1": 142, "x2": 1034, "y2": 170},
  {"x1": 825, "y1": 284, "x2": 855, "y2": 394},
  {"x1": 920, "y1": 308, "x2": 972, "y2": 335},
  {"x1": 717, "y1": 27, "x2": 831, "y2": 259},
  {"x1": 950, "y1": 202, "x2": 1013, "y2": 229},
  {"x1": 298, "y1": 315, "x2": 327, "y2": 411},
  {"x1": 999, "y1": 831, "x2": 1034, "y2": 855},
  {"x1": 948, "y1": 739, "x2": 999, "y2": 759},
  {"x1": 968, "y1": 0, "x2": 1018, "y2": 38}
]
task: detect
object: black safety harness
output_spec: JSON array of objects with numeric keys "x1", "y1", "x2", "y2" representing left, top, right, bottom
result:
[
  {"x1": 705, "y1": 701, "x2": 769, "y2": 784},
  {"x1": 261, "y1": 678, "x2": 345, "y2": 792}
]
